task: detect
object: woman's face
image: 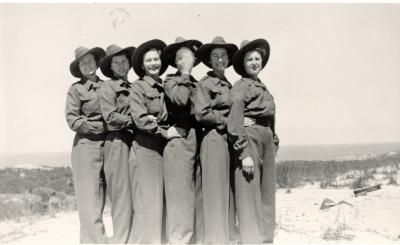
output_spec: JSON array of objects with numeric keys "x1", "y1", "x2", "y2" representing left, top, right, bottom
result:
[
  {"x1": 142, "y1": 49, "x2": 162, "y2": 77},
  {"x1": 210, "y1": 47, "x2": 228, "y2": 72},
  {"x1": 175, "y1": 47, "x2": 195, "y2": 71},
  {"x1": 244, "y1": 50, "x2": 263, "y2": 77},
  {"x1": 111, "y1": 54, "x2": 130, "y2": 78},
  {"x1": 78, "y1": 54, "x2": 97, "y2": 77}
]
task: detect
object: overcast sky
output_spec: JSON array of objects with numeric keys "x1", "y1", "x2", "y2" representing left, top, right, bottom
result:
[{"x1": 0, "y1": 3, "x2": 399, "y2": 154}]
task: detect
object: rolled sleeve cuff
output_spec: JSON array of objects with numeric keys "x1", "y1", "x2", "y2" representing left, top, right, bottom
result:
[{"x1": 239, "y1": 147, "x2": 250, "y2": 161}]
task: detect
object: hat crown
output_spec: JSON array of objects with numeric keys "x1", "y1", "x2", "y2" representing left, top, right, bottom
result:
[
  {"x1": 240, "y1": 40, "x2": 251, "y2": 49},
  {"x1": 211, "y1": 36, "x2": 227, "y2": 45},
  {"x1": 105, "y1": 44, "x2": 123, "y2": 56},
  {"x1": 74, "y1": 46, "x2": 91, "y2": 59},
  {"x1": 174, "y1": 37, "x2": 186, "y2": 43}
]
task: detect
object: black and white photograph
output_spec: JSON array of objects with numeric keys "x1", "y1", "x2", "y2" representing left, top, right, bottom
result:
[{"x1": 0, "y1": 2, "x2": 400, "y2": 244}]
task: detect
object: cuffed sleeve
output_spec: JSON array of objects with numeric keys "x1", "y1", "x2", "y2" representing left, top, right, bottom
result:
[
  {"x1": 65, "y1": 86, "x2": 104, "y2": 135},
  {"x1": 99, "y1": 80, "x2": 133, "y2": 131}
]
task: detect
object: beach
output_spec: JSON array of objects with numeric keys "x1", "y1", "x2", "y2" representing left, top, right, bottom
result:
[
  {"x1": 1, "y1": 179, "x2": 399, "y2": 244},
  {"x1": 0, "y1": 153, "x2": 399, "y2": 244}
]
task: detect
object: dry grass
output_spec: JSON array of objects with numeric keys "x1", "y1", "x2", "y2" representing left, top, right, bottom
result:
[
  {"x1": 276, "y1": 152, "x2": 400, "y2": 189},
  {"x1": 0, "y1": 190, "x2": 77, "y2": 221}
]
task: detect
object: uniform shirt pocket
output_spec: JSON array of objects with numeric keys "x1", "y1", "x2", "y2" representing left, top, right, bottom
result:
[
  {"x1": 211, "y1": 86, "x2": 231, "y2": 108},
  {"x1": 78, "y1": 90, "x2": 99, "y2": 115},
  {"x1": 77, "y1": 87, "x2": 97, "y2": 102},
  {"x1": 145, "y1": 92, "x2": 161, "y2": 114},
  {"x1": 245, "y1": 86, "x2": 260, "y2": 104},
  {"x1": 116, "y1": 87, "x2": 130, "y2": 109}
]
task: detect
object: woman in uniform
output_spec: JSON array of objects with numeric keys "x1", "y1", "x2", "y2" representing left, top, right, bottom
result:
[
  {"x1": 99, "y1": 44, "x2": 136, "y2": 244},
  {"x1": 194, "y1": 36, "x2": 238, "y2": 243},
  {"x1": 129, "y1": 39, "x2": 184, "y2": 243},
  {"x1": 162, "y1": 37, "x2": 202, "y2": 243},
  {"x1": 65, "y1": 46, "x2": 108, "y2": 243},
  {"x1": 227, "y1": 39, "x2": 279, "y2": 243}
]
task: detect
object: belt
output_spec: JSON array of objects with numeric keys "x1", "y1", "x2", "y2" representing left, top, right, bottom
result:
[
  {"x1": 107, "y1": 129, "x2": 134, "y2": 135},
  {"x1": 251, "y1": 117, "x2": 273, "y2": 128},
  {"x1": 134, "y1": 131, "x2": 166, "y2": 152},
  {"x1": 202, "y1": 126, "x2": 227, "y2": 135},
  {"x1": 106, "y1": 130, "x2": 134, "y2": 141},
  {"x1": 78, "y1": 133, "x2": 106, "y2": 141}
]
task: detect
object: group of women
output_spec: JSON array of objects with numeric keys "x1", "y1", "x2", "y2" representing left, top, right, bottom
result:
[{"x1": 65, "y1": 36, "x2": 279, "y2": 244}]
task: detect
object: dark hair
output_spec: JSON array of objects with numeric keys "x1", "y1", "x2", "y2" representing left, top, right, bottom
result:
[
  {"x1": 143, "y1": 48, "x2": 162, "y2": 63},
  {"x1": 254, "y1": 47, "x2": 267, "y2": 58}
]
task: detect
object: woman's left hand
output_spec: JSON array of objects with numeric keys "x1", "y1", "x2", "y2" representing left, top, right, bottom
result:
[
  {"x1": 273, "y1": 134, "x2": 279, "y2": 152},
  {"x1": 147, "y1": 115, "x2": 157, "y2": 122}
]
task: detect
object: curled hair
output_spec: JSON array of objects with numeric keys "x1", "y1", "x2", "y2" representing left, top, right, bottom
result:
[
  {"x1": 254, "y1": 47, "x2": 267, "y2": 58},
  {"x1": 147, "y1": 48, "x2": 162, "y2": 56}
]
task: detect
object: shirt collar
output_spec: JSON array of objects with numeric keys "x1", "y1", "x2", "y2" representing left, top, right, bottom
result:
[
  {"x1": 174, "y1": 71, "x2": 197, "y2": 84},
  {"x1": 207, "y1": 71, "x2": 232, "y2": 88},
  {"x1": 81, "y1": 76, "x2": 101, "y2": 91},
  {"x1": 143, "y1": 75, "x2": 163, "y2": 88},
  {"x1": 116, "y1": 78, "x2": 131, "y2": 88},
  {"x1": 242, "y1": 76, "x2": 266, "y2": 90}
]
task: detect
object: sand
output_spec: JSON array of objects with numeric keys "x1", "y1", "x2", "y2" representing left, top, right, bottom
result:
[{"x1": 1, "y1": 171, "x2": 400, "y2": 244}]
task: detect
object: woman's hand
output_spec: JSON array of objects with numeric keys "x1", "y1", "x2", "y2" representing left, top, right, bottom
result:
[
  {"x1": 243, "y1": 117, "x2": 255, "y2": 127},
  {"x1": 89, "y1": 121, "x2": 104, "y2": 134},
  {"x1": 273, "y1": 134, "x2": 280, "y2": 153},
  {"x1": 147, "y1": 115, "x2": 157, "y2": 122},
  {"x1": 242, "y1": 156, "x2": 255, "y2": 174},
  {"x1": 166, "y1": 126, "x2": 185, "y2": 139},
  {"x1": 178, "y1": 53, "x2": 195, "y2": 75}
]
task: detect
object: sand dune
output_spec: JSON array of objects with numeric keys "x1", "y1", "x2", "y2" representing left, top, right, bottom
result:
[{"x1": 1, "y1": 182, "x2": 399, "y2": 244}]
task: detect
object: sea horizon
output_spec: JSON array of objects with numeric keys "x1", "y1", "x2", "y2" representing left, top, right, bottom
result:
[{"x1": 1, "y1": 141, "x2": 399, "y2": 168}]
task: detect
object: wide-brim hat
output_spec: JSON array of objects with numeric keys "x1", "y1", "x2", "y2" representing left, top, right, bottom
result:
[
  {"x1": 70, "y1": 46, "x2": 106, "y2": 78},
  {"x1": 233, "y1": 39, "x2": 270, "y2": 77},
  {"x1": 100, "y1": 44, "x2": 136, "y2": 78},
  {"x1": 131, "y1": 39, "x2": 168, "y2": 78},
  {"x1": 198, "y1": 36, "x2": 238, "y2": 68},
  {"x1": 164, "y1": 37, "x2": 202, "y2": 68}
]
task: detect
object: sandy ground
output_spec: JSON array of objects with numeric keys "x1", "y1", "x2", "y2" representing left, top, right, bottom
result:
[
  {"x1": 1, "y1": 184, "x2": 399, "y2": 245},
  {"x1": 275, "y1": 184, "x2": 400, "y2": 243}
]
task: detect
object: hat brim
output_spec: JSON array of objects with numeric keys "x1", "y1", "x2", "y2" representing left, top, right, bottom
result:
[
  {"x1": 164, "y1": 40, "x2": 202, "y2": 68},
  {"x1": 233, "y1": 39, "x2": 270, "y2": 77},
  {"x1": 131, "y1": 39, "x2": 168, "y2": 78},
  {"x1": 198, "y1": 43, "x2": 238, "y2": 69},
  {"x1": 70, "y1": 47, "x2": 106, "y2": 78},
  {"x1": 100, "y1": 47, "x2": 136, "y2": 78}
]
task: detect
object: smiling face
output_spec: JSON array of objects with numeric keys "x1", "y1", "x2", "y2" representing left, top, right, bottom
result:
[
  {"x1": 210, "y1": 47, "x2": 228, "y2": 72},
  {"x1": 142, "y1": 49, "x2": 162, "y2": 77},
  {"x1": 243, "y1": 50, "x2": 263, "y2": 77},
  {"x1": 111, "y1": 54, "x2": 130, "y2": 78},
  {"x1": 78, "y1": 54, "x2": 97, "y2": 78}
]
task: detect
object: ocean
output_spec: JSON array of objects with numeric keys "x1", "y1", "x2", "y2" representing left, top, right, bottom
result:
[
  {"x1": 0, "y1": 142, "x2": 399, "y2": 168},
  {"x1": 277, "y1": 142, "x2": 400, "y2": 161}
]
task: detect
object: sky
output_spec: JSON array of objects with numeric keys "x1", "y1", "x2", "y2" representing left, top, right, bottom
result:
[{"x1": 0, "y1": 3, "x2": 399, "y2": 154}]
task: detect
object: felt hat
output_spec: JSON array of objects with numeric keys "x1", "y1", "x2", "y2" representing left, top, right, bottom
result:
[
  {"x1": 198, "y1": 36, "x2": 238, "y2": 68},
  {"x1": 164, "y1": 37, "x2": 202, "y2": 68},
  {"x1": 232, "y1": 39, "x2": 270, "y2": 76},
  {"x1": 69, "y1": 46, "x2": 105, "y2": 78},
  {"x1": 131, "y1": 39, "x2": 168, "y2": 78},
  {"x1": 99, "y1": 44, "x2": 136, "y2": 78}
]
